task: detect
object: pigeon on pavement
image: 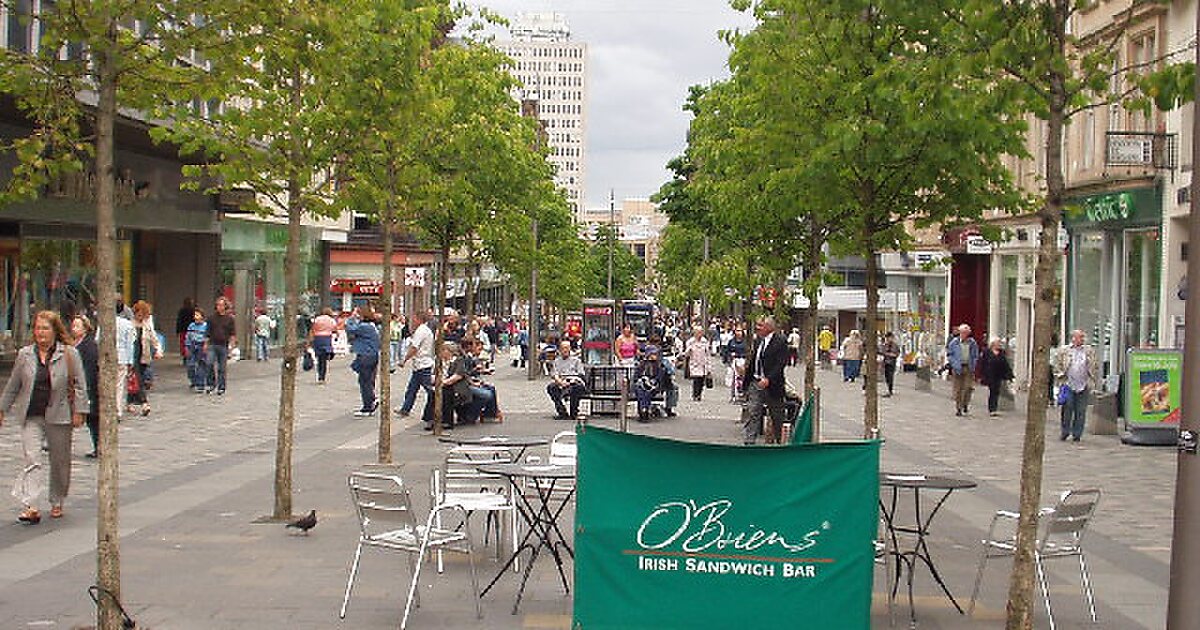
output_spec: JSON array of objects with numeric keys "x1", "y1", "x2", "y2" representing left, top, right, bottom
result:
[{"x1": 286, "y1": 509, "x2": 317, "y2": 534}]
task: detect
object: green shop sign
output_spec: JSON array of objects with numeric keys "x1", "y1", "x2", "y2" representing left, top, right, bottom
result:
[
  {"x1": 1064, "y1": 187, "x2": 1160, "y2": 228},
  {"x1": 1125, "y1": 348, "x2": 1182, "y2": 427},
  {"x1": 574, "y1": 426, "x2": 879, "y2": 629}
]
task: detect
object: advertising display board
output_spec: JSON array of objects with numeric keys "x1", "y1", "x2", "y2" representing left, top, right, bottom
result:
[
  {"x1": 582, "y1": 299, "x2": 616, "y2": 366},
  {"x1": 1125, "y1": 348, "x2": 1183, "y2": 427},
  {"x1": 575, "y1": 427, "x2": 879, "y2": 629}
]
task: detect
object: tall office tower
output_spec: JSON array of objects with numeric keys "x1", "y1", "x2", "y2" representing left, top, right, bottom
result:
[{"x1": 498, "y1": 13, "x2": 588, "y2": 218}]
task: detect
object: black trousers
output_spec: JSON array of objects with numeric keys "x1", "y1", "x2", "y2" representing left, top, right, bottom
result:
[
  {"x1": 691, "y1": 376, "x2": 705, "y2": 400},
  {"x1": 883, "y1": 363, "x2": 896, "y2": 394}
]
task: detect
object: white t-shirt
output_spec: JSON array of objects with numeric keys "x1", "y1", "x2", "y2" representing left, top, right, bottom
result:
[{"x1": 408, "y1": 322, "x2": 435, "y2": 370}]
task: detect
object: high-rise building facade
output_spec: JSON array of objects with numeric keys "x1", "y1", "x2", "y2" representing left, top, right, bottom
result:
[{"x1": 497, "y1": 13, "x2": 588, "y2": 217}]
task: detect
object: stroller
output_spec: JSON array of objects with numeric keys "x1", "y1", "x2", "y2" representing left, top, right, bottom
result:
[{"x1": 727, "y1": 356, "x2": 747, "y2": 402}]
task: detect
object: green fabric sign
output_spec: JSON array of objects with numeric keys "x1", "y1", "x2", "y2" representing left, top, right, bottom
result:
[
  {"x1": 574, "y1": 427, "x2": 879, "y2": 630},
  {"x1": 1125, "y1": 348, "x2": 1182, "y2": 426},
  {"x1": 791, "y1": 395, "x2": 815, "y2": 445}
]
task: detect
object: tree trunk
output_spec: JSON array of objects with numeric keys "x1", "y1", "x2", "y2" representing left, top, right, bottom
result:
[
  {"x1": 431, "y1": 246, "x2": 448, "y2": 435},
  {"x1": 272, "y1": 63, "x2": 304, "y2": 522},
  {"x1": 1006, "y1": 67, "x2": 1067, "y2": 630},
  {"x1": 377, "y1": 168, "x2": 395, "y2": 464},
  {"x1": 863, "y1": 245, "x2": 880, "y2": 439},
  {"x1": 802, "y1": 234, "x2": 821, "y2": 396},
  {"x1": 94, "y1": 22, "x2": 122, "y2": 630},
  {"x1": 464, "y1": 262, "x2": 477, "y2": 320}
]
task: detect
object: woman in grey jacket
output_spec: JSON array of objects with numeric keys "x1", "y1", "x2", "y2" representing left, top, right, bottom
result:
[{"x1": 0, "y1": 310, "x2": 89, "y2": 523}]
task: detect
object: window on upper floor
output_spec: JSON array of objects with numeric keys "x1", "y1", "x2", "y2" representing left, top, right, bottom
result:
[
  {"x1": 1128, "y1": 31, "x2": 1156, "y2": 132},
  {"x1": 1081, "y1": 109, "x2": 1095, "y2": 171},
  {"x1": 5, "y1": 0, "x2": 33, "y2": 53}
]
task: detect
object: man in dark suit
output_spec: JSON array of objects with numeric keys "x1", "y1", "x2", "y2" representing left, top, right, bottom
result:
[{"x1": 744, "y1": 315, "x2": 789, "y2": 444}]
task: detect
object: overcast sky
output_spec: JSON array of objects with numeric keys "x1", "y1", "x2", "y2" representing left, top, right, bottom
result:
[{"x1": 471, "y1": 0, "x2": 757, "y2": 210}]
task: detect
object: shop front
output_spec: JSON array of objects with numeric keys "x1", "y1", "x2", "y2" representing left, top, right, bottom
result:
[
  {"x1": 987, "y1": 224, "x2": 1059, "y2": 390},
  {"x1": 219, "y1": 218, "x2": 328, "y2": 349},
  {"x1": 1065, "y1": 186, "x2": 1162, "y2": 382},
  {"x1": 327, "y1": 247, "x2": 435, "y2": 316},
  {"x1": 0, "y1": 124, "x2": 221, "y2": 353}
]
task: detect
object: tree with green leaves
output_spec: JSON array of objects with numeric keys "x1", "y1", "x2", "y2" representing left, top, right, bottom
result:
[
  {"x1": 163, "y1": 0, "x2": 354, "y2": 521},
  {"x1": 935, "y1": 1, "x2": 1161, "y2": 625},
  {"x1": 719, "y1": 0, "x2": 1024, "y2": 437},
  {"x1": 582, "y1": 223, "x2": 645, "y2": 300},
  {"x1": 405, "y1": 36, "x2": 559, "y2": 433},
  {"x1": 332, "y1": 0, "x2": 451, "y2": 462},
  {"x1": 0, "y1": 2, "x2": 238, "y2": 626}
]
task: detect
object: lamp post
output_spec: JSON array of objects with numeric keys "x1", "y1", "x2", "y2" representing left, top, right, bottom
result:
[{"x1": 607, "y1": 189, "x2": 615, "y2": 300}]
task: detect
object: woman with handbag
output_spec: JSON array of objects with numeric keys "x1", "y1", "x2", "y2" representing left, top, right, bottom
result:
[
  {"x1": 128, "y1": 301, "x2": 163, "y2": 416},
  {"x1": 71, "y1": 315, "x2": 101, "y2": 458},
  {"x1": 683, "y1": 325, "x2": 713, "y2": 402},
  {"x1": 0, "y1": 310, "x2": 89, "y2": 523}
]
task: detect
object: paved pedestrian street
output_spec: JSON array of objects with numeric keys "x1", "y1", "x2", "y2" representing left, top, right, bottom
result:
[{"x1": 0, "y1": 356, "x2": 1174, "y2": 628}]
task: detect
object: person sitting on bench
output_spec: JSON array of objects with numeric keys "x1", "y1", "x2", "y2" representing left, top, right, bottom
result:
[
  {"x1": 547, "y1": 340, "x2": 588, "y2": 420},
  {"x1": 633, "y1": 344, "x2": 668, "y2": 422}
]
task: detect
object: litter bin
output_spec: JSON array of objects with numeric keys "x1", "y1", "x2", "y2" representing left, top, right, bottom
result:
[{"x1": 1089, "y1": 390, "x2": 1118, "y2": 436}]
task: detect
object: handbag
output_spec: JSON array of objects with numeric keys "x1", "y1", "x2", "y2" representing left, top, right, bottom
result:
[
  {"x1": 705, "y1": 374, "x2": 714, "y2": 389},
  {"x1": 302, "y1": 348, "x2": 315, "y2": 371},
  {"x1": 1056, "y1": 384, "x2": 1071, "y2": 406},
  {"x1": 126, "y1": 369, "x2": 141, "y2": 395}
]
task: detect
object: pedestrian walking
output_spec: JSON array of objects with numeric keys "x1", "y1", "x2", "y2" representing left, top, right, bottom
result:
[
  {"x1": 253, "y1": 308, "x2": 275, "y2": 361},
  {"x1": 817, "y1": 325, "x2": 835, "y2": 369},
  {"x1": 787, "y1": 327, "x2": 801, "y2": 367},
  {"x1": 185, "y1": 308, "x2": 209, "y2": 392},
  {"x1": 175, "y1": 297, "x2": 194, "y2": 365},
  {"x1": 70, "y1": 315, "x2": 100, "y2": 459},
  {"x1": 308, "y1": 307, "x2": 338, "y2": 384},
  {"x1": 980, "y1": 338, "x2": 1015, "y2": 416},
  {"x1": 683, "y1": 326, "x2": 712, "y2": 401},
  {"x1": 128, "y1": 301, "x2": 163, "y2": 416},
  {"x1": 112, "y1": 306, "x2": 135, "y2": 418},
  {"x1": 398, "y1": 310, "x2": 436, "y2": 426},
  {"x1": 388, "y1": 313, "x2": 405, "y2": 373},
  {"x1": 947, "y1": 324, "x2": 980, "y2": 416},
  {"x1": 743, "y1": 315, "x2": 789, "y2": 445},
  {"x1": 840, "y1": 330, "x2": 864, "y2": 383},
  {"x1": 0, "y1": 310, "x2": 89, "y2": 524},
  {"x1": 205, "y1": 297, "x2": 236, "y2": 395},
  {"x1": 1054, "y1": 329, "x2": 1099, "y2": 441},
  {"x1": 344, "y1": 306, "x2": 381, "y2": 417},
  {"x1": 880, "y1": 331, "x2": 901, "y2": 397}
]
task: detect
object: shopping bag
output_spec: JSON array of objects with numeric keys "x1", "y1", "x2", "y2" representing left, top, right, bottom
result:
[
  {"x1": 1056, "y1": 384, "x2": 1071, "y2": 406},
  {"x1": 125, "y1": 370, "x2": 141, "y2": 395},
  {"x1": 11, "y1": 463, "x2": 43, "y2": 506},
  {"x1": 302, "y1": 348, "x2": 315, "y2": 372}
]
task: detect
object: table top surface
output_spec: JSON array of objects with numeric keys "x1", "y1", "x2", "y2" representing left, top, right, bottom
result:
[
  {"x1": 437, "y1": 435, "x2": 550, "y2": 447},
  {"x1": 477, "y1": 462, "x2": 576, "y2": 479},
  {"x1": 879, "y1": 472, "x2": 977, "y2": 490}
]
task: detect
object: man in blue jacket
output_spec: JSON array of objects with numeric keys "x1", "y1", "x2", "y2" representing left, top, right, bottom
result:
[
  {"x1": 345, "y1": 306, "x2": 381, "y2": 417},
  {"x1": 946, "y1": 324, "x2": 980, "y2": 416}
]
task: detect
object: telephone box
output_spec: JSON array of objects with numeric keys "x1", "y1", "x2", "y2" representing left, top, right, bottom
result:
[{"x1": 582, "y1": 299, "x2": 616, "y2": 366}]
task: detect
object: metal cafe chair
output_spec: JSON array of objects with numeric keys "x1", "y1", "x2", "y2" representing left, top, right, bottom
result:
[
  {"x1": 969, "y1": 488, "x2": 1102, "y2": 630},
  {"x1": 339, "y1": 472, "x2": 481, "y2": 630},
  {"x1": 430, "y1": 445, "x2": 518, "y2": 571}
]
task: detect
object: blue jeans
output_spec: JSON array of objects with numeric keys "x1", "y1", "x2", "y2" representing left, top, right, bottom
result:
[
  {"x1": 400, "y1": 367, "x2": 433, "y2": 414},
  {"x1": 186, "y1": 346, "x2": 208, "y2": 388},
  {"x1": 389, "y1": 341, "x2": 401, "y2": 369},
  {"x1": 1060, "y1": 387, "x2": 1089, "y2": 440},
  {"x1": 208, "y1": 344, "x2": 229, "y2": 392},
  {"x1": 255, "y1": 334, "x2": 269, "y2": 361},
  {"x1": 466, "y1": 384, "x2": 497, "y2": 422},
  {"x1": 842, "y1": 359, "x2": 862, "y2": 382},
  {"x1": 352, "y1": 354, "x2": 379, "y2": 411}
]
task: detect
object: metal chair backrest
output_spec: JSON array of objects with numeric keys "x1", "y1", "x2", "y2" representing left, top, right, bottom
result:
[
  {"x1": 348, "y1": 472, "x2": 417, "y2": 539},
  {"x1": 1038, "y1": 488, "x2": 1101, "y2": 554},
  {"x1": 442, "y1": 445, "x2": 514, "y2": 496},
  {"x1": 549, "y1": 430, "x2": 577, "y2": 466}
]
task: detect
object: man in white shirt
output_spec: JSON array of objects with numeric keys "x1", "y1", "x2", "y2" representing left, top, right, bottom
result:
[
  {"x1": 547, "y1": 341, "x2": 588, "y2": 419},
  {"x1": 396, "y1": 310, "x2": 436, "y2": 427}
]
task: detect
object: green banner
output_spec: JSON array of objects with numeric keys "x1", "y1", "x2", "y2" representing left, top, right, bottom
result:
[
  {"x1": 574, "y1": 427, "x2": 879, "y2": 630},
  {"x1": 1125, "y1": 348, "x2": 1183, "y2": 426}
]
